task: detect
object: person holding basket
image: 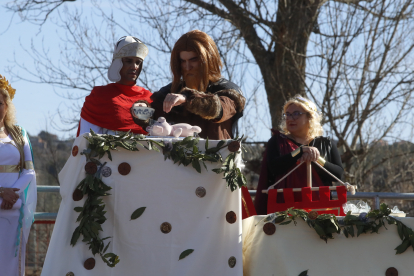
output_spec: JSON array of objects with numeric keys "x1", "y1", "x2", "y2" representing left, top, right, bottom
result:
[{"x1": 254, "y1": 95, "x2": 344, "y2": 215}]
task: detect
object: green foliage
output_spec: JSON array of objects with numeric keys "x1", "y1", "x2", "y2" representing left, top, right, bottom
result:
[
  {"x1": 163, "y1": 135, "x2": 246, "y2": 191},
  {"x1": 82, "y1": 130, "x2": 164, "y2": 162},
  {"x1": 264, "y1": 204, "x2": 414, "y2": 254},
  {"x1": 163, "y1": 136, "x2": 219, "y2": 169},
  {"x1": 210, "y1": 136, "x2": 246, "y2": 191},
  {"x1": 70, "y1": 173, "x2": 118, "y2": 267},
  {"x1": 74, "y1": 132, "x2": 246, "y2": 267}
]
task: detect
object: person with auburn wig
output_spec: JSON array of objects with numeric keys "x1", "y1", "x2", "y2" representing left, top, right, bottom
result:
[
  {"x1": 0, "y1": 75, "x2": 37, "y2": 275},
  {"x1": 151, "y1": 30, "x2": 245, "y2": 140},
  {"x1": 254, "y1": 95, "x2": 344, "y2": 215}
]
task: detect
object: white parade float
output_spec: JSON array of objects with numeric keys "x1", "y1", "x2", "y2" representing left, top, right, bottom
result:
[
  {"x1": 41, "y1": 132, "x2": 414, "y2": 276},
  {"x1": 41, "y1": 132, "x2": 244, "y2": 276}
]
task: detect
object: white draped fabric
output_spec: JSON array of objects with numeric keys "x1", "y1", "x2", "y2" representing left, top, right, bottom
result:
[
  {"x1": 0, "y1": 133, "x2": 36, "y2": 276},
  {"x1": 42, "y1": 135, "x2": 243, "y2": 276},
  {"x1": 243, "y1": 215, "x2": 414, "y2": 276},
  {"x1": 79, "y1": 118, "x2": 118, "y2": 136}
]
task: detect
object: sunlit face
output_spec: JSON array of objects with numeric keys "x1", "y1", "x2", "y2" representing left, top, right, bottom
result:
[
  {"x1": 179, "y1": 51, "x2": 201, "y2": 88},
  {"x1": 285, "y1": 103, "x2": 309, "y2": 137},
  {"x1": 118, "y1": 56, "x2": 143, "y2": 86},
  {"x1": 0, "y1": 93, "x2": 7, "y2": 126}
]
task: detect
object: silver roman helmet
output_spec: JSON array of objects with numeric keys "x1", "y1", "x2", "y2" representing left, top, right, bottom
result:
[{"x1": 108, "y1": 36, "x2": 149, "y2": 82}]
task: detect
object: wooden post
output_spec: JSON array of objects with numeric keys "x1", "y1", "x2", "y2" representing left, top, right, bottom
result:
[{"x1": 306, "y1": 161, "x2": 312, "y2": 187}]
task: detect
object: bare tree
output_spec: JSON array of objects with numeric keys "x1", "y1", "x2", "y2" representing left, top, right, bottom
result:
[{"x1": 305, "y1": 1, "x2": 414, "y2": 187}]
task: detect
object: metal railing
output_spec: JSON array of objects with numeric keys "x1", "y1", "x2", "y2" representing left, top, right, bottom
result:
[
  {"x1": 34, "y1": 186, "x2": 60, "y2": 222},
  {"x1": 35, "y1": 186, "x2": 414, "y2": 221}
]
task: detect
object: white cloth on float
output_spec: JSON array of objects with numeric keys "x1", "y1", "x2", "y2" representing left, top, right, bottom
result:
[
  {"x1": 79, "y1": 117, "x2": 118, "y2": 136},
  {"x1": 242, "y1": 215, "x2": 414, "y2": 276},
  {"x1": 0, "y1": 133, "x2": 36, "y2": 276},
  {"x1": 42, "y1": 134, "x2": 243, "y2": 276}
]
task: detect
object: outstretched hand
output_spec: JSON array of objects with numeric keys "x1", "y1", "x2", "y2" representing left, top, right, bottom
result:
[
  {"x1": 298, "y1": 146, "x2": 320, "y2": 163},
  {"x1": 163, "y1": 93, "x2": 186, "y2": 113},
  {"x1": 0, "y1": 188, "x2": 20, "y2": 210}
]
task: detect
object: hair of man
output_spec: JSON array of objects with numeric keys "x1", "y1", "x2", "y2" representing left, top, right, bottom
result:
[{"x1": 170, "y1": 30, "x2": 223, "y2": 94}]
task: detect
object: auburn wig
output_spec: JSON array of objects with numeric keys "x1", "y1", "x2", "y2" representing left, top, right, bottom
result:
[{"x1": 170, "y1": 30, "x2": 222, "y2": 93}]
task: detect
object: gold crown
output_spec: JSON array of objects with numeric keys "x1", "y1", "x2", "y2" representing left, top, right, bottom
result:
[{"x1": 0, "y1": 75, "x2": 16, "y2": 100}]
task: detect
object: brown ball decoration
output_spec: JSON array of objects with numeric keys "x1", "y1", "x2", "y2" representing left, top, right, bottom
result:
[
  {"x1": 195, "y1": 187, "x2": 206, "y2": 198},
  {"x1": 72, "y1": 146, "x2": 79, "y2": 157},
  {"x1": 72, "y1": 188, "x2": 83, "y2": 201},
  {"x1": 308, "y1": 211, "x2": 319, "y2": 220},
  {"x1": 385, "y1": 267, "x2": 398, "y2": 276},
  {"x1": 226, "y1": 211, "x2": 237, "y2": 224},
  {"x1": 84, "y1": 258, "x2": 96, "y2": 270},
  {"x1": 228, "y1": 256, "x2": 237, "y2": 268},
  {"x1": 160, "y1": 222, "x2": 172, "y2": 234},
  {"x1": 227, "y1": 141, "x2": 241, "y2": 152},
  {"x1": 85, "y1": 162, "x2": 98, "y2": 175},
  {"x1": 263, "y1": 223, "x2": 276, "y2": 235},
  {"x1": 118, "y1": 162, "x2": 131, "y2": 175}
]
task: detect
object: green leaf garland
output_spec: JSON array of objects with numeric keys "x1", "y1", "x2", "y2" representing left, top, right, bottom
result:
[{"x1": 263, "y1": 203, "x2": 414, "y2": 254}]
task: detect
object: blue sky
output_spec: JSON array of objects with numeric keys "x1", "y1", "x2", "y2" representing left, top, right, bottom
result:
[{"x1": 0, "y1": 5, "x2": 74, "y2": 138}]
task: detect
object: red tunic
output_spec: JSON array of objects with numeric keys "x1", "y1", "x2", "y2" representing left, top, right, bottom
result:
[{"x1": 76, "y1": 83, "x2": 152, "y2": 136}]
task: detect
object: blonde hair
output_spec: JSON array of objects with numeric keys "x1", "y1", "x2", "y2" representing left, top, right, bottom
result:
[
  {"x1": 170, "y1": 30, "x2": 222, "y2": 93},
  {"x1": 0, "y1": 87, "x2": 17, "y2": 127},
  {"x1": 1, "y1": 80, "x2": 27, "y2": 170},
  {"x1": 279, "y1": 95, "x2": 324, "y2": 140}
]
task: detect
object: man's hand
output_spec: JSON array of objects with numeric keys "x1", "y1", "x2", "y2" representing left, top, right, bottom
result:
[
  {"x1": 163, "y1": 93, "x2": 186, "y2": 113},
  {"x1": 298, "y1": 146, "x2": 320, "y2": 163},
  {"x1": 0, "y1": 188, "x2": 20, "y2": 210}
]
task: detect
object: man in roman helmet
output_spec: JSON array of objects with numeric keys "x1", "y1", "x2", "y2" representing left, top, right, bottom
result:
[
  {"x1": 77, "y1": 36, "x2": 152, "y2": 136},
  {"x1": 150, "y1": 30, "x2": 246, "y2": 140}
]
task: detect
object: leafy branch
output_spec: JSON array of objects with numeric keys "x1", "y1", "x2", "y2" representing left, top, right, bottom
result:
[
  {"x1": 71, "y1": 171, "x2": 118, "y2": 267},
  {"x1": 82, "y1": 129, "x2": 164, "y2": 161},
  {"x1": 212, "y1": 150, "x2": 247, "y2": 191},
  {"x1": 162, "y1": 136, "x2": 221, "y2": 172},
  {"x1": 263, "y1": 203, "x2": 414, "y2": 254},
  {"x1": 163, "y1": 136, "x2": 247, "y2": 191},
  {"x1": 210, "y1": 136, "x2": 247, "y2": 191}
]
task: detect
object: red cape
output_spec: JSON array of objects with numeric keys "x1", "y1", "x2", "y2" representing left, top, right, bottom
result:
[{"x1": 77, "y1": 83, "x2": 152, "y2": 136}]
